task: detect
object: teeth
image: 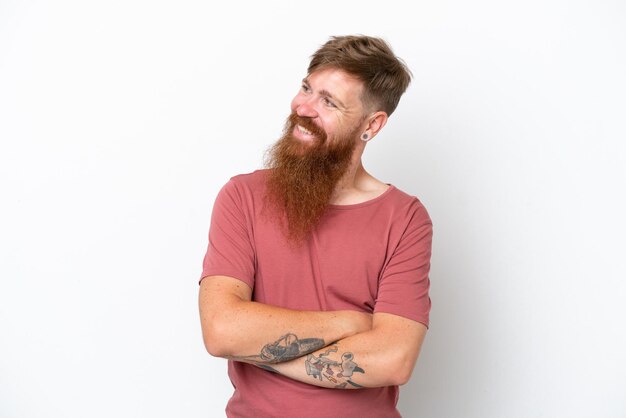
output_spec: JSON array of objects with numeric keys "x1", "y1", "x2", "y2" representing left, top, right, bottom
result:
[{"x1": 297, "y1": 125, "x2": 312, "y2": 135}]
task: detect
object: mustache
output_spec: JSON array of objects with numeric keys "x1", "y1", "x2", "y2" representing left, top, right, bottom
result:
[{"x1": 287, "y1": 112, "x2": 326, "y2": 141}]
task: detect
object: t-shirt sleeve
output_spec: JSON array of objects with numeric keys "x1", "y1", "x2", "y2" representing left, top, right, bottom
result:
[
  {"x1": 374, "y1": 200, "x2": 433, "y2": 327},
  {"x1": 199, "y1": 178, "x2": 256, "y2": 289}
]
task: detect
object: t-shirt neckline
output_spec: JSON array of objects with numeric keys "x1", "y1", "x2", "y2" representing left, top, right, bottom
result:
[{"x1": 327, "y1": 185, "x2": 396, "y2": 210}]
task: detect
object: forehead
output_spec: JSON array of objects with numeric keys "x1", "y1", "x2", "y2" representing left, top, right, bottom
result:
[{"x1": 305, "y1": 68, "x2": 365, "y2": 107}]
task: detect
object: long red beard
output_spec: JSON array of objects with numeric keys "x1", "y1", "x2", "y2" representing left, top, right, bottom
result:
[{"x1": 265, "y1": 112, "x2": 359, "y2": 242}]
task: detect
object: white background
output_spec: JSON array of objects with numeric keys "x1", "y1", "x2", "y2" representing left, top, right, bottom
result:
[{"x1": 1, "y1": 1, "x2": 625, "y2": 417}]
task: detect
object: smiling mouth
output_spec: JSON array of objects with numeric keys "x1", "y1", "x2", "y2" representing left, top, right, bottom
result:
[{"x1": 297, "y1": 125, "x2": 313, "y2": 135}]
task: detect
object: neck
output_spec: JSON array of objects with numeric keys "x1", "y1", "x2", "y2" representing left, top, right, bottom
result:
[
  {"x1": 329, "y1": 143, "x2": 390, "y2": 205},
  {"x1": 329, "y1": 145, "x2": 369, "y2": 204}
]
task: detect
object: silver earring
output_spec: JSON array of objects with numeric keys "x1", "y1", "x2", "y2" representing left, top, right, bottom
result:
[{"x1": 361, "y1": 133, "x2": 369, "y2": 141}]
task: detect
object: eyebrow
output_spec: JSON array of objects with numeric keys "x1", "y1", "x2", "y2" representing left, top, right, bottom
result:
[{"x1": 302, "y1": 78, "x2": 346, "y2": 109}]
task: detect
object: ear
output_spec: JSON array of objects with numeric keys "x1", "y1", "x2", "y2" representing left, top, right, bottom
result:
[{"x1": 361, "y1": 111, "x2": 388, "y2": 141}]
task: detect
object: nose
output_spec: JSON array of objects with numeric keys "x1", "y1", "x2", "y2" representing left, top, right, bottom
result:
[{"x1": 291, "y1": 95, "x2": 318, "y2": 118}]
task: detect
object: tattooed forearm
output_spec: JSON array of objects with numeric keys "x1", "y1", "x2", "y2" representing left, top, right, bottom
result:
[
  {"x1": 257, "y1": 364, "x2": 279, "y2": 373},
  {"x1": 304, "y1": 345, "x2": 365, "y2": 389},
  {"x1": 260, "y1": 333, "x2": 326, "y2": 363},
  {"x1": 227, "y1": 333, "x2": 326, "y2": 364}
]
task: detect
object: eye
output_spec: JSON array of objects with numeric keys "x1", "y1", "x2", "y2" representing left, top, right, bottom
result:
[
  {"x1": 322, "y1": 97, "x2": 337, "y2": 108},
  {"x1": 301, "y1": 84, "x2": 311, "y2": 93}
]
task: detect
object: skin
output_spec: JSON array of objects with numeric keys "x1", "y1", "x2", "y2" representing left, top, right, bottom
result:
[{"x1": 199, "y1": 68, "x2": 428, "y2": 388}]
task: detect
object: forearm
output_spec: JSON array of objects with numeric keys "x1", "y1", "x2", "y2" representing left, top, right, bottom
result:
[
  {"x1": 259, "y1": 331, "x2": 400, "y2": 388},
  {"x1": 255, "y1": 314, "x2": 427, "y2": 388},
  {"x1": 199, "y1": 276, "x2": 371, "y2": 364},
  {"x1": 208, "y1": 301, "x2": 369, "y2": 364}
]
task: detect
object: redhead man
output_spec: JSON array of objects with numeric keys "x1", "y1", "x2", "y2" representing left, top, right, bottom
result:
[{"x1": 199, "y1": 35, "x2": 432, "y2": 418}]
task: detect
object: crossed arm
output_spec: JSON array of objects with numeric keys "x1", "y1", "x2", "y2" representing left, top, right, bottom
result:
[{"x1": 198, "y1": 275, "x2": 427, "y2": 389}]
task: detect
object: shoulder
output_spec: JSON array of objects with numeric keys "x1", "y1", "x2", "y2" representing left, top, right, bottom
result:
[
  {"x1": 385, "y1": 185, "x2": 432, "y2": 227},
  {"x1": 226, "y1": 169, "x2": 269, "y2": 189},
  {"x1": 212, "y1": 169, "x2": 272, "y2": 219},
  {"x1": 218, "y1": 169, "x2": 269, "y2": 199}
]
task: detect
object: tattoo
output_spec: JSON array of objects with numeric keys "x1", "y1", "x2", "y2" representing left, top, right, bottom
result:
[
  {"x1": 345, "y1": 380, "x2": 364, "y2": 388},
  {"x1": 260, "y1": 333, "x2": 325, "y2": 363},
  {"x1": 257, "y1": 364, "x2": 278, "y2": 373},
  {"x1": 228, "y1": 333, "x2": 325, "y2": 364},
  {"x1": 304, "y1": 345, "x2": 365, "y2": 388}
]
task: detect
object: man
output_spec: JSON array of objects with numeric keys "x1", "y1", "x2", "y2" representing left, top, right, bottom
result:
[{"x1": 199, "y1": 35, "x2": 433, "y2": 418}]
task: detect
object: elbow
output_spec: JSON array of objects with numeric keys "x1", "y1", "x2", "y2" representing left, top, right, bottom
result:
[
  {"x1": 198, "y1": 276, "x2": 251, "y2": 359},
  {"x1": 391, "y1": 365, "x2": 414, "y2": 386},
  {"x1": 384, "y1": 350, "x2": 419, "y2": 386},
  {"x1": 203, "y1": 334, "x2": 227, "y2": 358},
  {"x1": 201, "y1": 313, "x2": 235, "y2": 358}
]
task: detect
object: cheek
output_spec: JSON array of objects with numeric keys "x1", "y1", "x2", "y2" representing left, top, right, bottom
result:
[{"x1": 326, "y1": 116, "x2": 345, "y2": 136}]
